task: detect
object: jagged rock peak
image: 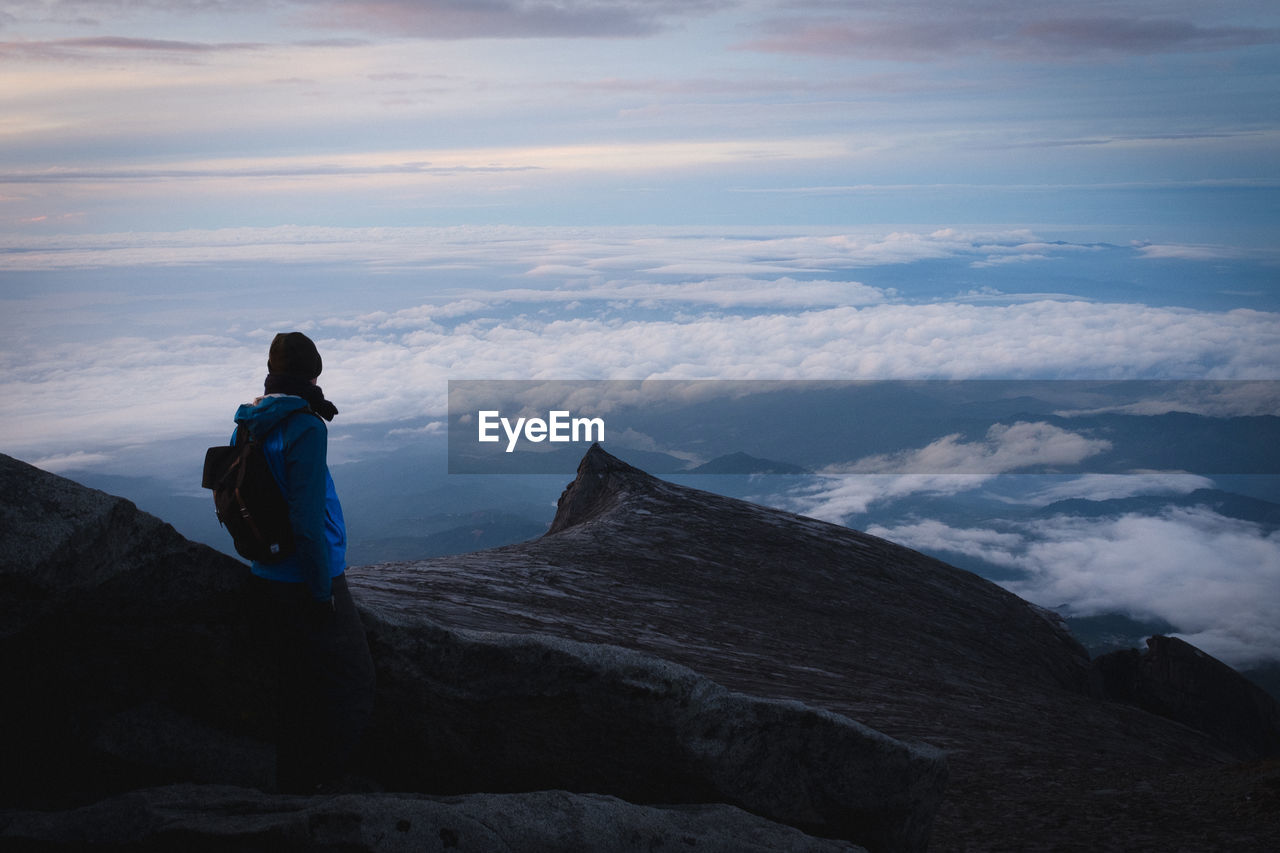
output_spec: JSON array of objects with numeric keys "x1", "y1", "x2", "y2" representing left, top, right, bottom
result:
[{"x1": 548, "y1": 443, "x2": 655, "y2": 534}]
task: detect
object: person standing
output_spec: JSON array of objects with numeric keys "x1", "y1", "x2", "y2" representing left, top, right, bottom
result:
[{"x1": 236, "y1": 331, "x2": 375, "y2": 793}]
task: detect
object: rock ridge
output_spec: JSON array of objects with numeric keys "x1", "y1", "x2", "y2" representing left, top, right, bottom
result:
[
  {"x1": 352, "y1": 444, "x2": 1280, "y2": 850},
  {"x1": 6, "y1": 447, "x2": 1280, "y2": 851},
  {"x1": 0, "y1": 452, "x2": 934, "y2": 852}
]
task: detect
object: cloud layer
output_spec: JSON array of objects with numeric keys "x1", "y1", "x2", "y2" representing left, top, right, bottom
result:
[
  {"x1": 3, "y1": 225, "x2": 1277, "y2": 465},
  {"x1": 867, "y1": 507, "x2": 1280, "y2": 668},
  {"x1": 0, "y1": 222, "x2": 1248, "y2": 274},
  {"x1": 6, "y1": 290, "x2": 1278, "y2": 462}
]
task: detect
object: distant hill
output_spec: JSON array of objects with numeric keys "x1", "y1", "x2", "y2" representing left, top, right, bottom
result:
[
  {"x1": 1038, "y1": 488, "x2": 1280, "y2": 529},
  {"x1": 687, "y1": 451, "x2": 808, "y2": 475},
  {"x1": 348, "y1": 511, "x2": 549, "y2": 563}
]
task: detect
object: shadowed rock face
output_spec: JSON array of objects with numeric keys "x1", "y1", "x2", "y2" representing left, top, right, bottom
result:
[
  {"x1": 0, "y1": 452, "x2": 932, "y2": 852},
  {"x1": 0, "y1": 455, "x2": 277, "y2": 803},
  {"x1": 3, "y1": 786, "x2": 864, "y2": 853},
  {"x1": 1094, "y1": 635, "x2": 1280, "y2": 759},
  {"x1": 351, "y1": 444, "x2": 1280, "y2": 851},
  {"x1": 360, "y1": 610, "x2": 944, "y2": 852}
]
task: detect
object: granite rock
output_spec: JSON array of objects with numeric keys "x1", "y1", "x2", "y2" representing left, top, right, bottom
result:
[
  {"x1": 0, "y1": 452, "x2": 931, "y2": 851},
  {"x1": 352, "y1": 443, "x2": 1279, "y2": 851},
  {"x1": 360, "y1": 611, "x2": 945, "y2": 852},
  {"x1": 1, "y1": 784, "x2": 864, "y2": 852}
]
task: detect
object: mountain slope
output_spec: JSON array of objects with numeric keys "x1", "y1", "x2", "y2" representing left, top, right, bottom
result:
[
  {"x1": 0, "y1": 450, "x2": 933, "y2": 852},
  {"x1": 350, "y1": 444, "x2": 1278, "y2": 851}
]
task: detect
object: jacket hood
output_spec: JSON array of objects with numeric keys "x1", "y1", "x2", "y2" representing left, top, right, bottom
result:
[{"x1": 234, "y1": 394, "x2": 312, "y2": 439}]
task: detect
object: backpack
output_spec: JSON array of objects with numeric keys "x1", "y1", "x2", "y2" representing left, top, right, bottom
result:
[{"x1": 201, "y1": 408, "x2": 314, "y2": 563}]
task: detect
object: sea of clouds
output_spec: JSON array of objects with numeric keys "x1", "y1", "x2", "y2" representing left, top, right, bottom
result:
[{"x1": 2, "y1": 224, "x2": 1277, "y2": 667}]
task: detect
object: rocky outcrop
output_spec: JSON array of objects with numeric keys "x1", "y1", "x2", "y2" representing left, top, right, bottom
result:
[
  {"x1": 358, "y1": 443, "x2": 1102, "y2": 724},
  {"x1": 8, "y1": 445, "x2": 1280, "y2": 851},
  {"x1": 2, "y1": 785, "x2": 862, "y2": 852},
  {"x1": 0, "y1": 453, "x2": 933, "y2": 852},
  {"x1": 361, "y1": 611, "x2": 945, "y2": 852},
  {"x1": 0, "y1": 455, "x2": 273, "y2": 804},
  {"x1": 352, "y1": 444, "x2": 1279, "y2": 851},
  {"x1": 1093, "y1": 635, "x2": 1280, "y2": 759}
]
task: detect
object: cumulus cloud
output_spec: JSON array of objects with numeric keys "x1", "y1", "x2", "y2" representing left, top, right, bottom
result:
[
  {"x1": 778, "y1": 422, "x2": 1121, "y2": 521},
  {"x1": 778, "y1": 471, "x2": 1221, "y2": 529},
  {"x1": 868, "y1": 506, "x2": 1280, "y2": 668},
  {"x1": 866, "y1": 518, "x2": 1023, "y2": 564},
  {"x1": 1022, "y1": 473, "x2": 1217, "y2": 504},
  {"x1": 833, "y1": 421, "x2": 1112, "y2": 475},
  {"x1": 1012, "y1": 509, "x2": 1280, "y2": 667},
  {"x1": 783, "y1": 474, "x2": 995, "y2": 521}
]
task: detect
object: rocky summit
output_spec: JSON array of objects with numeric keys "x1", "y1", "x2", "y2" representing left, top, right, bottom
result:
[
  {"x1": 352, "y1": 443, "x2": 1280, "y2": 851},
  {"x1": 1, "y1": 446, "x2": 1278, "y2": 851}
]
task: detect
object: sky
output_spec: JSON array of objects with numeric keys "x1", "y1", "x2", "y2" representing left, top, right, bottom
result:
[
  {"x1": 2, "y1": 0, "x2": 1278, "y2": 235},
  {"x1": 1, "y1": 1, "x2": 1278, "y2": 667}
]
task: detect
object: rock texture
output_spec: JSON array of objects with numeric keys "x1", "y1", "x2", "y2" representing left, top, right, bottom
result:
[
  {"x1": 360, "y1": 611, "x2": 944, "y2": 852},
  {"x1": 6, "y1": 445, "x2": 1280, "y2": 851},
  {"x1": 0, "y1": 453, "x2": 926, "y2": 852},
  {"x1": 2, "y1": 785, "x2": 862, "y2": 852},
  {"x1": 1094, "y1": 634, "x2": 1280, "y2": 759},
  {"x1": 352, "y1": 444, "x2": 1280, "y2": 851}
]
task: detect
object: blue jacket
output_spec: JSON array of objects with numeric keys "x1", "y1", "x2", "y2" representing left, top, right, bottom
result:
[{"x1": 232, "y1": 394, "x2": 347, "y2": 601}]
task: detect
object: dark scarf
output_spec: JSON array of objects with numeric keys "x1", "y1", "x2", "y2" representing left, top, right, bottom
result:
[{"x1": 264, "y1": 373, "x2": 339, "y2": 421}]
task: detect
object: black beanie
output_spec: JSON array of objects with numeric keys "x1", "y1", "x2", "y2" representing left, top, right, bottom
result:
[{"x1": 268, "y1": 332, "x2": 323, "y2": 380}]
